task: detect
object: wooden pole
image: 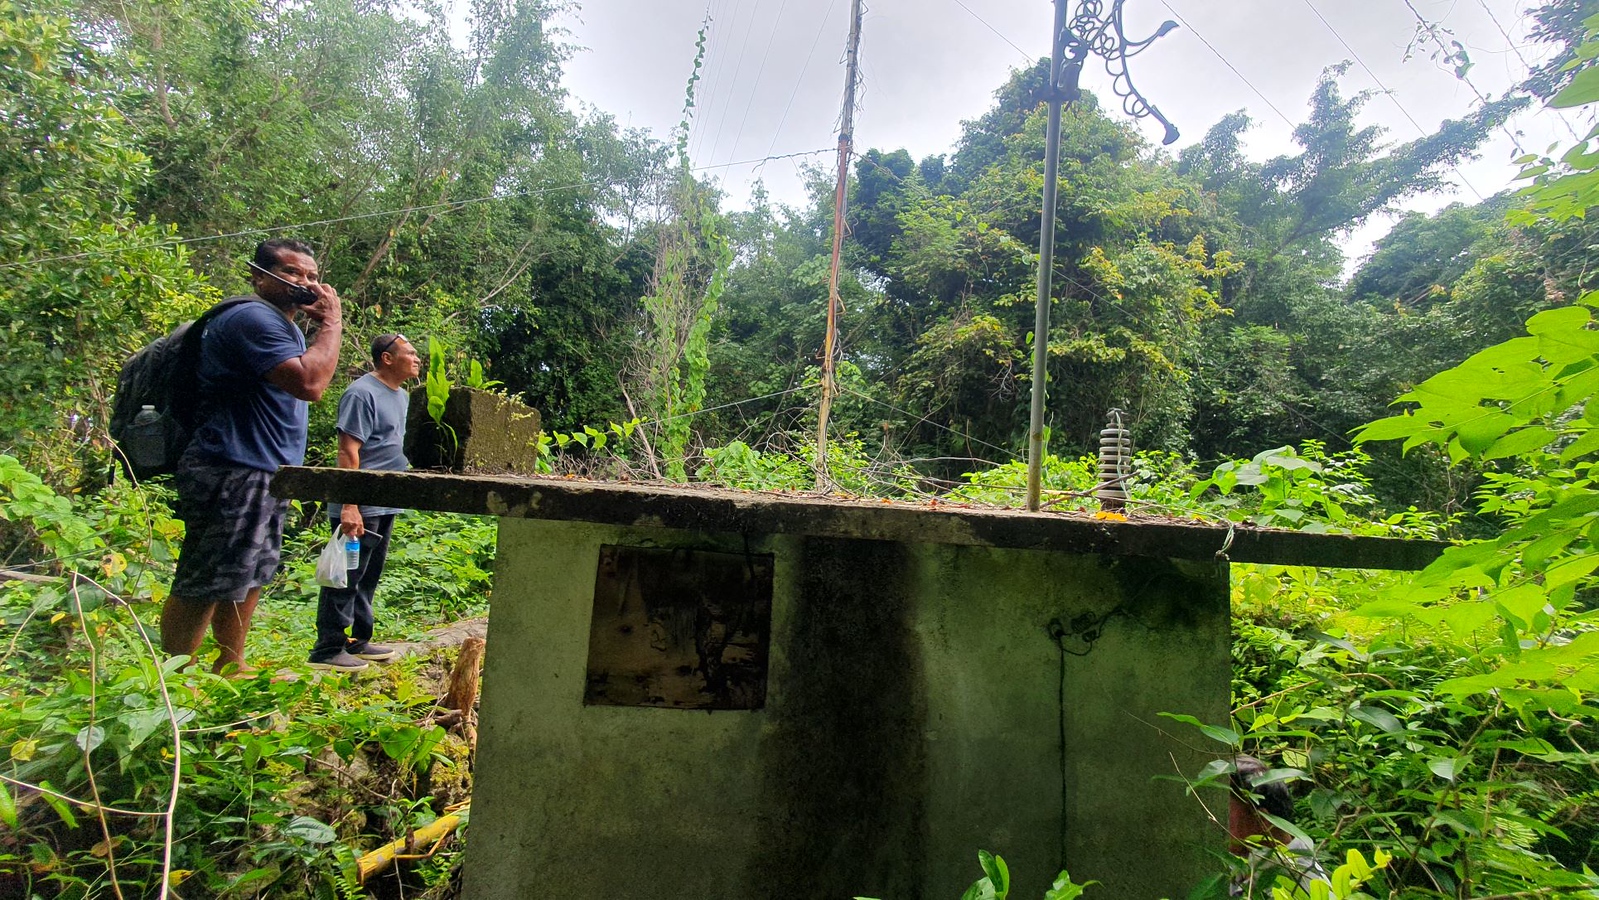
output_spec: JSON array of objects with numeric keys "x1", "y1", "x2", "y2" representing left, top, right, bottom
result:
[{"x1": 817, "y1": 0, "x2": 864, "y2": 489}]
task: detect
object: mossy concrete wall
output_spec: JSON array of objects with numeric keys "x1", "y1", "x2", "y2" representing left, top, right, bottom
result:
[
  {"x1": 404, "y1": 387, "x2": 541, "y2": 474},
  {"x1": 464, "y1": 518, "x2": 1229, "y2": 900}
]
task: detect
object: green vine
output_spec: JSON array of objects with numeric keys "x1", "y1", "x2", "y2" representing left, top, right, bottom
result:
[{"x1": 635, "y1": 21, "x2": 733, "y2": 480}]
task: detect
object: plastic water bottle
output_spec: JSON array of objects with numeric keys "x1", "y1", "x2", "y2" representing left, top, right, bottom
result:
[
  {"x1": 125, "y1": 405, "x2": 166, "y2": 470},
  {"x1": 345, "y1": 537, "x2": 361, "y2": 570}
]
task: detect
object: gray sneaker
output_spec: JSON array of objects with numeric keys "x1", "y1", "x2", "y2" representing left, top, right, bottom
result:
[
  {"x1": 347, "y1": 641, "x2": 397, "y2": 662},
  {"x1": 308, "y1": 651, "x2": 369, "y2": 672}
]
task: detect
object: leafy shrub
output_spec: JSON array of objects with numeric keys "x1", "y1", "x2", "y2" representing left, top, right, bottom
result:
[
  {"x1": 0, "y1": 457, "x2": 478, "y2": 896},
  {"x1": 278, "y1": 510, "x2": 497, "y2": 623}
]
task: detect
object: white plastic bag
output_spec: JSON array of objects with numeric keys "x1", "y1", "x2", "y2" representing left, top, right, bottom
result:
[{"x1": 315, "y1": 532, "x2": 349, "y2": 589}]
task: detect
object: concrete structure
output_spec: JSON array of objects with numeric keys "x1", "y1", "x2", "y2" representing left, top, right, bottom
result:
[
  {"x1": 405, "y1": 386, "x2": 542, "y2": 474},
  {"x1": 273, "y1": 468, "x2": 1444, "y2": 900}
]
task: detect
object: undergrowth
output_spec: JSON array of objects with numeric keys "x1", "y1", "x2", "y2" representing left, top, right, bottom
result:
[{"x1": 0, "y1": 456, "x2": 492, "y2": 898}]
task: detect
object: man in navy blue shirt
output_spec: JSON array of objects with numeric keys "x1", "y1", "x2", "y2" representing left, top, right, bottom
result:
[{"x1": 160, "y1": 239, "x2": 343, "y2": 675}]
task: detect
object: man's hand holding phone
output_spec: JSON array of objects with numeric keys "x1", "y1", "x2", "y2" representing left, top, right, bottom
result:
[{"x1": 302, "y1": 281, "x2": 342, "y2": 329}]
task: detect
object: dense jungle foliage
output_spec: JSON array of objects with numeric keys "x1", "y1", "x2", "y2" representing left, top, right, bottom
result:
[{"x1": 3, "y1": 0, "x2": 1599, "y2": 895}]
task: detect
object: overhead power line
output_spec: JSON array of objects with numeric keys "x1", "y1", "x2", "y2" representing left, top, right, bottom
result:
[
  {"x1": 1297, "y1": 0, "x2": 1487, "y2": 200},
  {"x1": 764, "y1": 0, "x2": 841, "y2": 160},
  {"x1": 0, "y1": 149, "x2": 836, "y2": 272},
  {"x1": 1474, "y1": 0, "x2": 1534, "y2": 72},
  {"x1": 949, "y1": 0, "x2": 1033, "y2": 65},
  {"x1": 1400, "y1": 0, "x2": 1527, "y2": 155},
  {"x1": 1154, "y1": 0, "x2": 1295, "y2": 128},
  {"x1": 725, "y1": 0, "x2": 790, "y2": 166},
  {"x1": 1472, "y1": 0, "x2": 1581, "y2": 142}
]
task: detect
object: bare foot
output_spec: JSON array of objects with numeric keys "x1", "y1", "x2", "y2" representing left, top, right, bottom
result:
[{"x1": 215, "y1": 661, "x2": 259, "y2": 680}]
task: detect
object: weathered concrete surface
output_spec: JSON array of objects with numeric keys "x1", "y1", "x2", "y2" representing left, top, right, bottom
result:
[
  {"x1": 463, "y1": 518, "x2": 1230, "y2": 900},
  {"x1": 404, "y1": 387, "x2": 541, "y2": 474},
  {"x1": 272, "y1": 467, "x2": 1448, "y2": 571}
]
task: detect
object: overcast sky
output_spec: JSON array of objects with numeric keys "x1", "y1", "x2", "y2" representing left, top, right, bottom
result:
[{"x1": 529, "y1": 0, "x2": 1588, "y2": 271}]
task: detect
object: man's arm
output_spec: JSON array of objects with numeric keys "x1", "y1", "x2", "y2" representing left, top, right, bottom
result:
[
  {"x1": 265, "y1": 283, "x2": 343, "y2": 401},
  {"x1": 336, "y1": 430, "x2": 365, "y2": 537}
]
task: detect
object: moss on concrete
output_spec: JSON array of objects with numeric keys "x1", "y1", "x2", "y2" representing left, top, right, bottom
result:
[{"x1": 405, "y1": 387, "x2": 542, "y2": 475}]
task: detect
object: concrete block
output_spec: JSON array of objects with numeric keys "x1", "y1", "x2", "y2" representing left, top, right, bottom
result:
[{"x1": 405, "y1": 387, "x2": 541, "y2": 475}]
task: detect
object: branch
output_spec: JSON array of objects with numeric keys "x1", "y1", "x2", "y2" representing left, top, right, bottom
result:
[
  {"x1": 77, "y1": 573, "x2": 186, "y2": 900},
  {"x1": 0, "y1": 568, "x2": 59, "y2": 584},
  {"x1": 0, "y1": 774, "x2": 165, "y2": 818},
  {"x1": 70, "y1": 580, "x2": 126, "y2": 900}
]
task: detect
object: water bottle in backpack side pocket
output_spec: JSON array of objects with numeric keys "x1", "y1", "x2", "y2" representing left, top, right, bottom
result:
[{"x1": 124, "y1": 405, "x2": 168, "y2": 473}]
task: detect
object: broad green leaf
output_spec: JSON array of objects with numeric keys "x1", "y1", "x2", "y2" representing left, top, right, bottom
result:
[
  {"x1": 229, "y1": 869, "x2": 277, "y2": 890},
  {"x1": 123, "y1": 707, "x2": 169, "y2": 751},
  {"x1": 1412, "y1": 540, "x2": 1503, "y2": 588},
  {"x1": 1348, "y1": 705, "x2": 1403, "y2": 734},
  {"x1": 1432, "y1": 809, "x2": 1484, "y2": 836},
  {"x1": 1527, "y1": 305, "x2": 1596, "y2": 337},
  {"x1": 1523, "y1": 530, "x2": 1578, "y2": 567},
  {"x1": 0, "y1": 782, "x2": 14, "y2": 829},
  {"x1": 1440, "y1": 599, "x2": 1498, "y2": 636},
  {"x1": 1560, "y1": 427, "x2": 1599, "y2": 460},
  {"x1": 283, "y1": 815, "x2": 336, "y2": 844},
  {"x1": 1455, "y1": 411, "x2": 1518, "y2": 455},
  {"x1": 1355, "y1": 414, "x2": 1426, "y2": 443},
  {"x1": 1158, "y1": 712, "x2": 1239, "y2": 745},
  {"x1": 1544, "y1": 554, "x2": 1599, "y2": 588},
  {"x1": 978, "y1": 850, "x2": 1009, "y2": 898},
  {"x1": 1555, "y1": 361, "x2": 1599, "y2": 408},
  {"x1": 1459, "y1": 335, "x2": 1542, "y2": 371},
  {"x1": 1428, "y1": 756, "x2": 1469, "y2": 781},
  {"x1": 1494, "y1": 582, "x2": 1551, "y2": 627},
  {"x1": 1482, "y1": 426, "x2": 1559, "y2": 460},
  {"x1": 1250, "y1": 768, "x2": 1306, "y2": 787},
  {"x1": 38, "y1": 784, "x2": 77, "y2": 829},
  {"x1": 1044, "y1": 871, "x2": 1097, "y2": 900},
  {"x1": 76, "y1": 725, "x2": 106, "y2": 753}
]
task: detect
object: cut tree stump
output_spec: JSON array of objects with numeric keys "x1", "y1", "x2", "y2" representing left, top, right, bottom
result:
[
  {"x1": 443, "y1": 636, "x2": 484, "y2": 713},
  {"x1": 441, "y1": 636, "x2": 484, "y2": 752}
]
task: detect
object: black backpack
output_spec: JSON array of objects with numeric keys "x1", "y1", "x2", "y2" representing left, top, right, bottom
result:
[{"x1": 110, "y1": 297, "x2": 263, "y2": 479}]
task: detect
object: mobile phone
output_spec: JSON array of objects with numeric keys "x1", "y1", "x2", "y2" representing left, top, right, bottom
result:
[{"x1": 248, "y1": 260, "x2": 318, "y2": 305}]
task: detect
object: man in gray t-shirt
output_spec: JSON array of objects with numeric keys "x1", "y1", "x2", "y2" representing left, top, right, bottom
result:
[{"x1": 309, "y1": 333, "x2": 421, "y2": 671}]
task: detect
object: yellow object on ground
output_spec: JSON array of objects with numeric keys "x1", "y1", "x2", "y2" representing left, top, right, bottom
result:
[{"x1": 356, "y1": 804, "x2": 468, "y2": 884}]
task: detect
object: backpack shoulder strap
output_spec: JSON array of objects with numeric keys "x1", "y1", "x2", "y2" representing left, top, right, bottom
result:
[
  {"x1": 173, "y1": 297, "x2": 275, "y2": 424},
  {"x1": 179, "y1": 296, "x2": 272, "y2": 356}
]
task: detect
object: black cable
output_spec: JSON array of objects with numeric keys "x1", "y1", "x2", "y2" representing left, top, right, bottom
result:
[
  {"x1": 0, "y1": 149, "x2": 833, "y2": 272},
  {"x1": 1297, "y1": 0, "x2": 1487, "y2": 201},
  {"x1": 949, "y1": 0, "x2": 1033, "y2": 64},
  {"x1": 764, "y1": 0, "x2": 841, "y2": 161}
]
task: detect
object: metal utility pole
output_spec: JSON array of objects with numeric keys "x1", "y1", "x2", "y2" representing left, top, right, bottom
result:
[
  {"x1": 1025, "y1": 0, "x2": 1070, "y2": 512},
  {"x1": 817, "y1": 0, "x2": 863, "y2": 489},
  {"x1": 1023, "y1": 0, "x2": 1180, "y2": 512}
]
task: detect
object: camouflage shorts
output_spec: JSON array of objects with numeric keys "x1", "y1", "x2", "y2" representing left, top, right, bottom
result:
[{"x1": 170, "y1": 456, "x2": 289, "y2": 604}]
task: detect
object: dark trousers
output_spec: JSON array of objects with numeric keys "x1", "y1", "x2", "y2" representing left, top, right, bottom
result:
[{"x1": 311, "y1": 514, "x2": 394, "y2": 661}]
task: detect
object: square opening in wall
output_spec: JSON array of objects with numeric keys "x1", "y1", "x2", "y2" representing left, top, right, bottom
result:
[{"x1": 584, "y1": 545, "x2": 774, "y2": 710}]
